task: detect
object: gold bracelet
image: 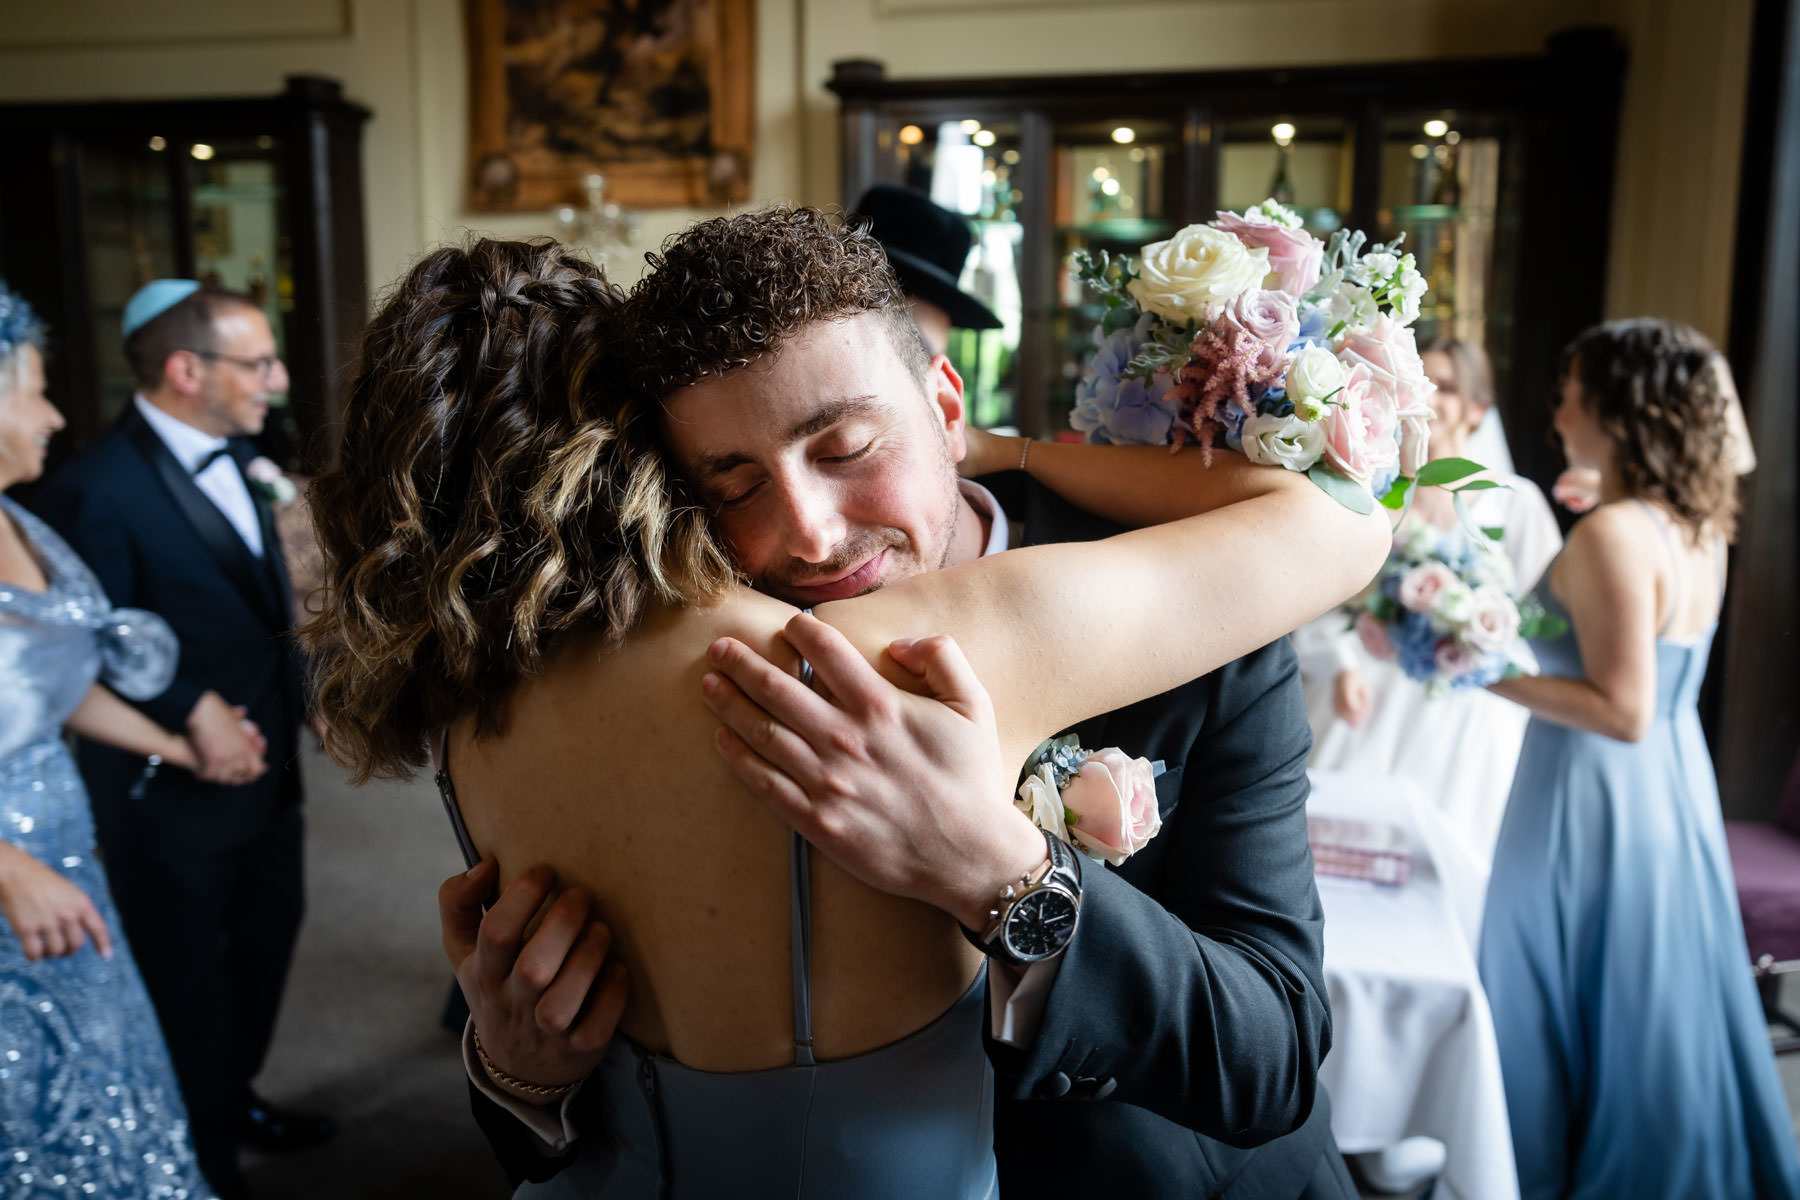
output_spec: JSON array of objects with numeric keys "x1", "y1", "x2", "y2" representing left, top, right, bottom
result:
[
  {"x1": 472, "y1": 1028, "x2": 578, "y2": 1099},
  {"x1": 1018, "y1": 438, "x2": 1032, "y2": 472}
]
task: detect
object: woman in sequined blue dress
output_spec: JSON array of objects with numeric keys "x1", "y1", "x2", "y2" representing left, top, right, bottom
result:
[{"x1": 0, "y1": 285, "x2": 220, "y2": 1199}]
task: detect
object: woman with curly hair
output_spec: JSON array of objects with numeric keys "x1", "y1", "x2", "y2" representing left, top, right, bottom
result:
[
  {"x1": 1478, "y1": 318, "x2": 1800, "y2": 1199},
  {"x1": 304, "y1": 228, "x2": 1387, "y2": 1198}
]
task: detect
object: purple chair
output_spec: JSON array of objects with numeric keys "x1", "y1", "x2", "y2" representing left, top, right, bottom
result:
[{"x1": 1724, "y1": 750, "x2": 1800, "y2": 1054}]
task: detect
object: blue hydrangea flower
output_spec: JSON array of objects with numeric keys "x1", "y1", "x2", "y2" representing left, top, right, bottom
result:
[{"x1": 1072, "y1": 312, "x2": 1179, "y2": 446}]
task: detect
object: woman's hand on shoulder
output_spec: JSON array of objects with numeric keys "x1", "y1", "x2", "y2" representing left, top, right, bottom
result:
[
  {"x1": 0, "y1": 842, "x2": 112, "y2": 961},
  {"x1": 440, "y1": 860, "x2": 628, "y2": 1105}
]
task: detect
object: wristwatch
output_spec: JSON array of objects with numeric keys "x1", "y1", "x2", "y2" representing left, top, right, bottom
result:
[{"x1": 965, "y1": 829, "x2": 1083, "y2": 964}]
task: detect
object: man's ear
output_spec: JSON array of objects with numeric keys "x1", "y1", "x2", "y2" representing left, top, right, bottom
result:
[
  {"x1": 163, "y1": 350, "x2": 205, "y2": 397},
  {"x1": 927, "y1": 354, "x2": 970, "y2": 463}
]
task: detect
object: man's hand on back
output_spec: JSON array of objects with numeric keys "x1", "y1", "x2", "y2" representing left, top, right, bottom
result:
[{"x1": 701, "y1": 613, "x2": 1045, "y2": 932}]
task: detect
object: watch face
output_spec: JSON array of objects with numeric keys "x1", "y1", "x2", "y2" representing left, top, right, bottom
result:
[{"x1": 1003, "y1": 886, "x2": 1078, "y2": 961}]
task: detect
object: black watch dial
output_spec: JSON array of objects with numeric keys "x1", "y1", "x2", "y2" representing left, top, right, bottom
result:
[{"x1": 1002, "y1": 886, "x2": 1078, "y2": 961}]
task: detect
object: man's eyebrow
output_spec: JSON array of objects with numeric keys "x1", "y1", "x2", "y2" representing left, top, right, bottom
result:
[{"x1": 693, "y1": 395, "x2": 883, "y2": 480}]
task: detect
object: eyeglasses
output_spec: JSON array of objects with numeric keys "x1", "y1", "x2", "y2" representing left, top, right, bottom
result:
[{"x1": 188, "y1": 349, "x2": 281, "y2": 381}]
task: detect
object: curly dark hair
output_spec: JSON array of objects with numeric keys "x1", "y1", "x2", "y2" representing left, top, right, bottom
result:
[
  {"x1": 303, "y1": 239, "x2": 735, "y2": 782},
  {"x1": 623, "y1": 205, "x2": 931, "y2": 402},
  {"x1": 1558, "y1": 317, "x2": 1739, "y2": 543}
]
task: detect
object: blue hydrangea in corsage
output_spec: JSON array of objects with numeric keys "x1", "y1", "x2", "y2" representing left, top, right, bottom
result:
[
  {"x1": 244, "y1": 456, "x2": 298, "y2": 505},
  {"x1": 1016, "y1": 735, "x2": 1165, "y2": 866}
]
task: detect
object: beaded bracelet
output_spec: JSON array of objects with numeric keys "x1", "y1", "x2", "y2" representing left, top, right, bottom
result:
[
  {"x1": 472, "y1": 1028, "x2": 578, "y2": 1100},
  {"x1": 1018, "y1": 438, "x2": 1032, "y2": 472}
]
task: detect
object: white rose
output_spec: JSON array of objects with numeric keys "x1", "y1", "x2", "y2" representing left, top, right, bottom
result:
[
  {"x1": 1240, "y1": 412, "x2": 1326, "y2": 472},
  {"x1": 1463, "y1": 585, "x2": 1521, "y2": 653},
  {"x1": 1430, "y1": 578, "x2": 1475, "y2": 632},
  {"x1": 1468, "y1": 540, "x2": 1517, "y2": 593},
  {"x1": 1286, "y1": 345, "x2": 1346, "y2": 421},
  {"x1": 1014, "y1": 765, "x2": 1070, "y2": 842},
  {"x1": 1127, "y1": 224, "x2": 1270, "y2": 324},
  {"x1": 1397, "y1": 403, "x2": 1434, "y2": 476},
  {"x1": 1401, "y1": 520, "x2": 1437, "y2": 562}
]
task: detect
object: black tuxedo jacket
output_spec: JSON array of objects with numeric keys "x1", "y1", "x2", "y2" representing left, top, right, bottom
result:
[
  {"x1": 31, "y1": 404, "x2": 307, "y2": 845},
  {"x1": 469, "y1": 471, "x2": 1337, "y2": 1197},
  {"x1": 980, "y1": 471, "x2": 1336, "y2": 1199}
]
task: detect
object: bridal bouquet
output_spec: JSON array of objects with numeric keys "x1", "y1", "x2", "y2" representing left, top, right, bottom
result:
[
  {"x1": 1348, "y1": 521, "x2": 1564, "y2": 695},
  {"x1": 1069, "y1": 199, "x2": 1438, "y2": 513},
  {"x1": 1014, "y1": 736, "x2": 1165, "y2": 867}
]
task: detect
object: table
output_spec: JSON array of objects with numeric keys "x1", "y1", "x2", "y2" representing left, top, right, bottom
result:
[{"x1": 1308, "y1": 768, "x2": 1519, "y2": 1200}]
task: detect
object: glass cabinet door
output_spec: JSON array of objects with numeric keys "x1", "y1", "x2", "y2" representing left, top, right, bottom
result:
[
  {"x1": 1217, "y1": 114, "x2": 1355, "y2": 239},
  {"x1": 1048, "y1": 116, "x2": 1178, "y2": 436},
  {"x1": 1374, "y1": 110, "x2": 1524, "y2": 416},
  {"x1": 78, "y1": 134, "x2": 297, "y2": 446},
  {"x1": 883, "y1": 113, "x2": 1027, "y2": 432}
]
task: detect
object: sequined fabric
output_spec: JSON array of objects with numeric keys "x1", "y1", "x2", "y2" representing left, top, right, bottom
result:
[{"x1": 0, "y1": 497, "x2": 215, "y2": 1199}]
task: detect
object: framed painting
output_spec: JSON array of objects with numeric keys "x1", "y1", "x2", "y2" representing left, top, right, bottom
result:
[{"x1": 466, "y1": 0, "x2": 754, "y2": 211}]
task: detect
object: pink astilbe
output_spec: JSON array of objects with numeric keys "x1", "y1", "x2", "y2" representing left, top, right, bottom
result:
[{"x1": 1167, "y1": 325, "x2": 1284, "y2": 462}]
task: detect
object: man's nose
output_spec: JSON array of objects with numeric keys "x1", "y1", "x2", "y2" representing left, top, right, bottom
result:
[
  {"x1": 268, "y1": 358, "x2": 291, "y2": 394},
  {"x1": 774, "y1": 475, "x2": 847, "y2": 565}
]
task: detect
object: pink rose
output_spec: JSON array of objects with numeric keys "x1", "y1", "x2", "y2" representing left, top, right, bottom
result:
[
  {"x1": 1355, "y1": 612, "x2": 1395, "y2": 661},
  {"x1": 1398, "y1": 561, "x2": 1460, "y2": 614},
  {"x1": 1435, "y1": 639, "x2": 1483, "y2": 678},
  {"x1": 1214, "y1": 210, "x2": 1325, "y2": 298},
  {"x1": 1463, "y1": 586, "x2": 1521, "y2": 654},
  {"x1": 1321, "y1": 363, "x2": 1400, "y2": 486},
  {"x1": 1216, "y1": 288, "x2": 1299, "y2": 374},
  {"x1": 1337, "y1": 315, "x2": 1435, "y2": 412},
  {"x1": 1062, "y1": 748, "x2": 1163, "y2": 866}
]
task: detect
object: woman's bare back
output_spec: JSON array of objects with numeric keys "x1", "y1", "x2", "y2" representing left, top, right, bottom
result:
[{"x1": 447, "y1": 588, "x2": 981, "y2": 1073}]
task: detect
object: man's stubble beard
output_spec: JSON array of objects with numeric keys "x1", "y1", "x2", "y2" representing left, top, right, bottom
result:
[{"x1": 750, "y1": 439, "x2": 964, "y2": 607}]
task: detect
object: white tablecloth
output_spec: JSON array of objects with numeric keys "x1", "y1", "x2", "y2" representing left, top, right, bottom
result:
[{"x1": 1308, "y1": 768, "x2": 1519, "y2": 1200}]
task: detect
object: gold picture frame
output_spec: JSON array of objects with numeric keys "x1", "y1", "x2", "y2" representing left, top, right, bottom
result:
[{"x1": 465, "y1": 0, "x2": 755, "y2": 211}]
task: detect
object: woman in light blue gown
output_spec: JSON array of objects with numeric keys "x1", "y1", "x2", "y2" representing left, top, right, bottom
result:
[
  {"x1": 0, "y1": 284, "x2": 221, "y2": 1199},
  {"x1": 1481, "y1": 318, "x2": 1800, "y2": 1199}
]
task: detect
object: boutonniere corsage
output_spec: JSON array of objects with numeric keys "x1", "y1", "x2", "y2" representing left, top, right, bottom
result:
[
  {"x1": 1015, "y1": 736, "x2": 1166, "y2": 866},
  {"x1": 244, "y1": 456, "x2": 299, "y2": 505}
]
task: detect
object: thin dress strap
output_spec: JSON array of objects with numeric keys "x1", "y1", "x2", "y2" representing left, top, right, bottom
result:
[
  {"x1": 1633, "y1": 499, "x2": 1680, "y2": 637},
  {"x1": 790, "y1": 623, "x2": 817, "y2": 1067}
]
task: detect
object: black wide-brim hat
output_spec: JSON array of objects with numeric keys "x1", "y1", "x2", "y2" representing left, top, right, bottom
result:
[{"x1": 854, "y1": 184, "x2": 1003, "y2": 332}]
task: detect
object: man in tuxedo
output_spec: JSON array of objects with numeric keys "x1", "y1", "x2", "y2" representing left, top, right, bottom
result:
[
  {"x1": 444, "y1": 208, "x2": 1363, "y2": 1197},
  {"x1": 33, "y1": 281, "x2": 332, "y2": 1199}
]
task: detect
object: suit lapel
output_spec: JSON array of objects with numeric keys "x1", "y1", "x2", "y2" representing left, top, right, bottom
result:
[
  {"x1": 230, "y1": 442, "x2": 294, "y2": 623},
  {"x1": 121, "y1": 408, "x2": 287, "y2": 631}
]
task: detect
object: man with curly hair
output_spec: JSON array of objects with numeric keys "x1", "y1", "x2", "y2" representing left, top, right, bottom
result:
[{"x1": 447, "y1": 205, "x2": 1355, "y2": 1199}]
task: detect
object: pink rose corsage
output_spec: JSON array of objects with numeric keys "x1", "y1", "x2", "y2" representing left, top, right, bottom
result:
[{"x1": 1015, "y1": 736, "x2": 1165, "y2": 867}]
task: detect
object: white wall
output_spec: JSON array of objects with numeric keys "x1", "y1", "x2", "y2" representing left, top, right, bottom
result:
[{"x1": 0, "y1": 0, "x2": 1756, "y2": 339}]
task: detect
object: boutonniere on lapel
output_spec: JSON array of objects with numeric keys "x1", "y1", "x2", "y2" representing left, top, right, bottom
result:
[
  {"x1": 1015, "y1": 735, "x2": 1166, "y2": 866},
  {"x1": 244, "y1": 456, "x2": 299, "y2": 506}
]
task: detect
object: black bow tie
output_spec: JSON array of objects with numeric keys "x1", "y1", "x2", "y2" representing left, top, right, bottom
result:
[{"x1": 193, "y1": 445, "x2": 234, "y2": 476}]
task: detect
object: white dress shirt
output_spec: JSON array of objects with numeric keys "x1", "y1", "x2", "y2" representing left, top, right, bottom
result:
[{"x1": 134, "y1": 394, "x2": 265, "y2": 558}]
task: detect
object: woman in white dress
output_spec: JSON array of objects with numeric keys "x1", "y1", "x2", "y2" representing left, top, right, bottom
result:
[{"x1": 1295, "y1": 337, "x2": 1561, "y2": 869}]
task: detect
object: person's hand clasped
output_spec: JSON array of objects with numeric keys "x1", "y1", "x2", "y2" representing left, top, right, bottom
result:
[
  {"x1": 440, "y1": 860, "x2": 628, "y2": 1106},
  {"x1": 959, "y1": 426, "x2": 1024, "y2": 480},
  {"x1": 1333, "y1": 669, "x2": 1374, "y2": 727},
  {"x1": 701, "y1": 613, "x2": 1045, "y2": 932},
  {"x1": 0, "y1": 846, "x2": 112, "y2": 961},
  {"x1": 187, "y1": 690, "x2": 267, "y2": 786}
]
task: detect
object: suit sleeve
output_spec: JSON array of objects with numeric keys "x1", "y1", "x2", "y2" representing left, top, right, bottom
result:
[
  {"x1": 32, "y1": 477, "x2": 204, "y2": 729},
  {"x1": 987, "y1": 638, "x2": 1330, "y2": 1146}
]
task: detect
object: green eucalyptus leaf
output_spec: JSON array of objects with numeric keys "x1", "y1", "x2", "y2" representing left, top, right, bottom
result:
[
  {"x1": 1379, "y1": 476, "x2": 1414, "y2": 510},
  {"x1": 1307, "y1": 465, "x2": 1375, "y2": 515},
  {"x1": 1414, "y1": 457, "x2": 1486, "y2": 487},
  {"x1": 1481, "y1": 525, "x2": 1505, "y2": 542},
  {"x1": 1452, "y1": 479, "x2": 1504, "y2": 493}
]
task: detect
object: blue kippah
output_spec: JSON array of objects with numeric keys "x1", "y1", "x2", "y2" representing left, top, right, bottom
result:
[
  {"x1": 0, "y1": 280, "x2": 45, "y2": 362},
  {"x1": 122, "y1": 278, "x2": 202, "y2": 339}
]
